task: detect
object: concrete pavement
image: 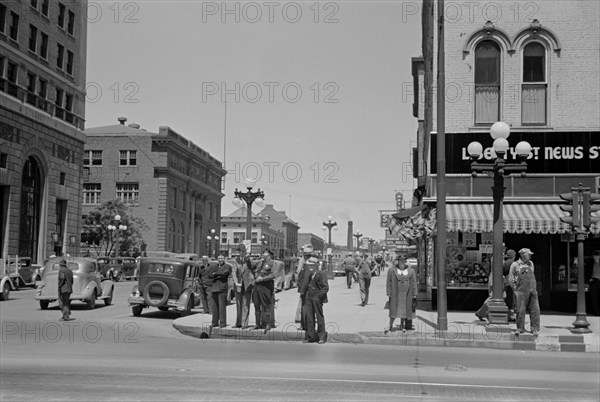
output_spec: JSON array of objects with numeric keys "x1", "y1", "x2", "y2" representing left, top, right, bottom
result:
[{"x1": 173, "y1": 266, "x2": 600, "y2": 353}]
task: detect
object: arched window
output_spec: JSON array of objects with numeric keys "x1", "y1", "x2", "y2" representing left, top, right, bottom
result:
[
  {"x1": 522, "y1": 42, "x2": 546, "y2": 125},
  {"x1": 474, "y1": 41, "x2": 501, "y2": 124}
]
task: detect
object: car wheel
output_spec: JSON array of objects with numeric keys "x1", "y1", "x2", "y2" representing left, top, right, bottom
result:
[
  {"x1": 86, "y1": 290, "x2": 96, "y2": 310},
  {"x1": 182, "y1": 295, "x2": 194, "y2": 316},
  {"x1": 132, "y1": 304, "x2": 143, "y2": 317},
  {"x1": 39, "y1": 300, "x2": 49, "y2": 310},
  {"x1": 143, "y1": 281, "x2": 170, "y2": 307},
  {"x1": 1, "y1": 282, "x2": 11, "y2": 301},
  {"x1": 104, "y1": 293, "x2": 112, "y2": 306}
]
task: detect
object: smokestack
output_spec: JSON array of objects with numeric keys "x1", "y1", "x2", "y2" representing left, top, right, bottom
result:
[
  {"x1": 117, "y1": 117, "x2": 127, "y2": 125},
  {"x1": 347, "y1": 221, "x2": 353, "y2": 249}
]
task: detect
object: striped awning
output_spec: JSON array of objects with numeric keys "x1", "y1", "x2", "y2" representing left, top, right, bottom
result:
[{"x1": 446, "y1": 203, "x2": 599, "y2": 234}]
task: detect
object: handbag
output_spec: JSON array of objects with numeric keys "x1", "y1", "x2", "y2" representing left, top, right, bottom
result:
[
  {"x1": 384, "y1": 298, "x2": 390, "y2": 310},
  {"x1": 412, "y1": 297, "x2": 417, "y2": 313}
]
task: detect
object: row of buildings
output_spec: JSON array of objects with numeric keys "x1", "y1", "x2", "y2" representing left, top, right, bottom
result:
[{"x1": 395, "y1": 1, "x2": 599, "y2": 312}]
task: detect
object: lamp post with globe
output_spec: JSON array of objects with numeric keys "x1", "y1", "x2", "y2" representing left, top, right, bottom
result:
[
  {"x1": 233, "y1": 179, "x2": 265, "y2": 248},
  {"x1": 107, "y1": 214, "x2": 127, "y2": 259},
  {"x1": 467, "y1": 121, "x2": 531, "y2": 325},
  {"x1": 322, "y1": 216, "x2": 338, "y2": 279},
  {"x1": 207, "y1": 228, "x2": 219, "y2": 258},
  {"x1": 353, "y1": 231, "x2": 363, "y2": 252}
]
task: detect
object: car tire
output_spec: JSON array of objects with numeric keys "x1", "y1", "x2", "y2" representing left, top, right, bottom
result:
[
  {"x1": 39, "y1": 300, "x2": 49, "y2": 309},
  {"x1": 182, "y1": 295, "x2": 194, "y2": 316},
  {"x1": 104, "y1": 293, "x2": 112, "y2": 306},
  {"x1": 143, "y1": 281, "x2": 170, "y2": 307},
  {"x1": 1, "y1": 282, "x2": 11, "y2": 301},
  {"x1": 86, "y1": 290, "x2": 96, "y2": 310},
  {"x1": 132, "y1": 304, "x2": 143, "y2": 317}
]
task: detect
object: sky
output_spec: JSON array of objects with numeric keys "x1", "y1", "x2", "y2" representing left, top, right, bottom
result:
[{"x1": 85, "y1": 1, "x2": 422, "y2": 245}]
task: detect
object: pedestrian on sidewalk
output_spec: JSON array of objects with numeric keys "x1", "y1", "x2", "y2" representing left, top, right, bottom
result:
[
  {"x1": 510, "y1": 248, "x2": 540, "y2": 335},
  {"x1": 252, "y1": 248, "x2": 277, "y2": 333},
  {"x1": 341, "y1": 253, "x2": 357, "y2": 289},
  {"x1": 503, "y1": 249, "x2": 517, "y2": 321},
  {"x1": 232, "y1": 245, "x2": 255, "y2": 328},
  {"x1": 295, "y1": 245, "x2": 314, "y2": 330},
  {"x1": 300, "y1": 257, "x2": 329, "y2": 344},
  {"x1": 587, "y1": 250, "x2": 600, "y2": 316},
  {"x1": 475, "y1": 263, "x2": 492, "y2": 321},
  {"x1": 355, "y1": 253, "x2": 372, "y2": 306},
  {"x1": 198, "y1": 256, "x2": 213, "y2": 314},
  {"x1": 385, "y1": 256, "x2": 417, "y2": 333},
  {"x1": 209, "y1": 254, "x2": 232, "y2": 328},
  {"x1": 57, "y1": 258, "x2": 73, "y2": 321}
]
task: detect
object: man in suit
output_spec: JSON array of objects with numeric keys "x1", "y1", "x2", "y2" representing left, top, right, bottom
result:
[
  {"x1": 341, "y1": 253, "x2": 358, "y2": 289},
  {"x1": 232, "y1": 245, "x2": 255, "y2": 328},
  {"x1": 300, "y1": 257, "x2": 329, "y2": 344},
  {"x1": 57, "y1": 258, "x2": 74, "y2": 321},
  {"x1": 252, "y1": 248, "x2": 278, "y2": 332},
  {"x1": 355, "y1": 253, "x2": 372, "y2": 306},
  {"x1": 209, "y1": 254, "x2": 232, "y2": 328},
  {"x1": 198, "y1": 256, "x2": 212, "y2": 314},
  {"x1": 295, "y1": 244, "x2": 314, "y2": 330}
]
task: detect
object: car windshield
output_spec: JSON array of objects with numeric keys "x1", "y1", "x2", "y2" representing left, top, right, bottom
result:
[
  {"x1": 148, "y1": 263, "x2": 175, "y2": 275},
  {"x1": 50, "y1": 262, "x2": 79, "y2": 271}
]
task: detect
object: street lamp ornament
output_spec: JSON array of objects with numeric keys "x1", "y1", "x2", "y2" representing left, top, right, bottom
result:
[
  {"x1": 467, "y1": 122, "x2": 531, "y2": 325},
  {"x1": 233, "y1": 184, "x2": 266, "y2": 250}
]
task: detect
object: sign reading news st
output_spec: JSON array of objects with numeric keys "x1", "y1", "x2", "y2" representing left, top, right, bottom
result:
[{"x1": 430, "y1": 131, "x2": 599, "y2": 174}]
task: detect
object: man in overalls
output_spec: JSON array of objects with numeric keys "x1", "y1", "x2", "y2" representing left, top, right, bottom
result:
[{"x1": 509, "y1": 248, "x2": 540, "y2": 335}]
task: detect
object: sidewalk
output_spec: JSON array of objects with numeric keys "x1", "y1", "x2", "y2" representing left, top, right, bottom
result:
[{"x1": 173, "y1": 267, "x2": 600, "y2": 353}]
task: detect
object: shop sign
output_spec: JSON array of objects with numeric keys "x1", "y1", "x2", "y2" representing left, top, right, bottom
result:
[
  {"x1": 479, "y1": 244, "x2": 493, "y2": 254},
  {"x1": 481, "y1": 232, "x2": 493, "y2": 244},
  {"x1": 431, "y1": 131, "x2": 599, "y2": 174},
  {"x1": 462, "y1": 232, "x2": 477, "y2": 248},
  {"x1": 447, "y1": 231, "x2": 459, "y2": 245}
]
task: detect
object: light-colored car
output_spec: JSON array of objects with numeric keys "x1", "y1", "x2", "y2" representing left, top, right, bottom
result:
[
  {"x1": 35, "y1": 257, "x2": 114, "y2": 310},
  {"x1": 331, "y1": 259, "x2": 345, "y2": 276}
]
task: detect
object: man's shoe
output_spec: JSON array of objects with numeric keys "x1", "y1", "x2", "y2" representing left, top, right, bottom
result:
[
  {"x1": 318, "y1": 339, "x2": 326, "y2": 344},
  {"x1": 253, "y1": 325, "x2": 261, "y2": 330},
  {"x1": 263, "y1": 325, "x2": 271, "y2": 334},
  {"x1": 234, "y1": 324, "x2": 242, "y2": 328},
  {"x1": 532, "y1": 330, "x2": 539, "y2": 336}
]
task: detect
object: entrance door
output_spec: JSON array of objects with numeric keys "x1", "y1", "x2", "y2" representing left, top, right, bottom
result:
[{"x1": 19, "y1": 157, "x2": 42, "y2": 260}]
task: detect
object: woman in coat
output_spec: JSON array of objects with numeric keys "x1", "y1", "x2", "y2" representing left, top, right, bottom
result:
[{"x1": 385, "y1": 256, "x2": 418, "y2": 333}]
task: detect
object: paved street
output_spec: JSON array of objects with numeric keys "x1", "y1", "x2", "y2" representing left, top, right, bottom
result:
[{"x1": 2, "y1": 281, "x2": 599, "y2": 401}]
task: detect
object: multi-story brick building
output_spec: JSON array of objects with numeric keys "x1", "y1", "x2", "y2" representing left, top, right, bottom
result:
[
  {"x1": 220, "y1": 207, "x2": 285, "y2": 257},
  {"x1": 297, "y1": 233, "x2": 325, "y2": 255},
  {"x1": 82, "y1": 119, "x2": 226, "y2": 256},
  {"x1": 1, "y1": 0, "x2": 87, "y2": 262},
  {"x1": 408, "y1": 1, "x2": 599, "y2": 311}
]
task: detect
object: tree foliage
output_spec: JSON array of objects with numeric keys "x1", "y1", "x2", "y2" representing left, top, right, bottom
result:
[{"x1": 82, "y1": 199, "x2": 149, "y2": 257}]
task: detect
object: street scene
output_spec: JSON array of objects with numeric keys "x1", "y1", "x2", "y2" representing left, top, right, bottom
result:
[{"x1": 1, "y1": 0, "x2": 600, "y2": 401}]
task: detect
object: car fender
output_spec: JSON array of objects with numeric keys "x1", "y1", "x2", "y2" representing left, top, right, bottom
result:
[
  {"x1": 81, "y1": 281, "x2": 98, "y2": 300},
  {"x1": 101, "y1": 281, "x2": 114, "y2": 298},
  {"x1": 178, "y1": 288, "x2": 194, "y2": 306},
  {"x1": 1, "y1": 276, "x2": 15, "y2": 291}
]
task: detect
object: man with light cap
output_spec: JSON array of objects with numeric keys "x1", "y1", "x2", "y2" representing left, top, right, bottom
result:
[
  {"x1": 295, "y1": 244, "x2": 314, "y2": 330},
  {"x1": 510, "y1": 248, "x2": 540, "y2": 335},
  {"x1": 299, "y1": 256, "x2": 329, "y2": 344},
  {"x1": 57, "y1": 258, "x2": 74, "y2": 321}
]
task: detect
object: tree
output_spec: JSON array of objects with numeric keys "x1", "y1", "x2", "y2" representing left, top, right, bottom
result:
[{"x1": 82, "y1": 199, "x2": 149, "y2": 257}]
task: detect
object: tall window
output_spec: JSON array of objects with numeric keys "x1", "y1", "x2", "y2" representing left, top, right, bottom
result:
[
  {"x1": 66, "y1": 50, "x2": 74, "y2": 75},
  {"x1": 28, "y1": 24, "x2": 37, "y2": 52},
  {"x1": 41, "y1": 0, "x2": 49, "y2": 16},
  {"x1": 26, "y1": 72, "x2": 36, "y2": 105},
  {"x1": 83, "y1": 183, "x2": 101, "y2": 204},
  {"x1": 83, "y1": 150, "x2": 103, "y2": 166},
  {"x1": 67, "y1": 10, "x2": 74, "y2": 35},
  {"x1": 119, "y1": 150, "x2": 137, "y2": 166},
  {"x1": 39, "y1": 32, "x2": 48, "y2": 59},
  {"x1": 474, "y1": 41, "x2": 500, "y2": 124},
  {"x1": 58, "y1": 3, "x2": 66, "y2": 29},
  {"x1": 9, "y1": 11, "x2": 19, "y2": 41},
  {"x1": 116, "y1": 183, "x2": 139, "y2": 205},
  {"x1": 54, "y1": 87, "x2": 64, "y2": 118},
  {"x1": 37, "y1": 78, "x2": 48, "y2": 110},
  {"x1": 6, "y1": 61, "x2": 18, "y2": 97},
  {"x1": 56, "y1": 43, "x2": 64, "y2": 69},
  {"x1": 0, "y1": 4, "x2": 7, "y2": 34},
  {"x1": 522, "y1": 42, "x2": 546, "y2": 125},
  {"x1": 233, "y1": 232, "x2": 245, "y2": 244}
]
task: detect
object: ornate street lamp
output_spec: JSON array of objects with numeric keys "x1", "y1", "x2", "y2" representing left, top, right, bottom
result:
[
  {"x1": 368, "y1": 238, "x2": 375, "y2": 256},
  {"x1": 467, "y1": 122, "x2": 531, "y2": 325},
  {"x1": 233, "y1": 178, "x2": 265, "y2": 249},
  {"x1": 207, "y1": 228, "x2": 219, "y2": 258},
  {"x1": 353, "y1": 231, "x2": 363, "y2": 252},
  {"x1": 69, "y1": 235, "x2": 77, "y2": 257},
  {"x1": 108, "y1": 215, "x2": 128, "y2": 258},
  {"x1": 51, "y1": 232, "x2": 61, "y2": 256},
  {"x1": 322, "y1": 216, "x2": 338, "y2": 278}
]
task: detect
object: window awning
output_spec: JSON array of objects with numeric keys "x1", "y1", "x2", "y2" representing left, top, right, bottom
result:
[{"x1": 447, "y1": 203, "x2": 599, "y2": 234}]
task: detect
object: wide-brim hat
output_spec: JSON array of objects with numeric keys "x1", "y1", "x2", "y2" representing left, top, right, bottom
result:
[
  {"x1": 519, "y1": 248, "x2": 534, "y2": 255},
  {"x1": 301, "y1": 244, "x2": 314, "y2": 253},
  {"x1": 59, "y1": 257, "x2": 68, "y2": 266}
]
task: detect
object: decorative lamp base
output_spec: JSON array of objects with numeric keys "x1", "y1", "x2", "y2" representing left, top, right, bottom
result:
[
  {"x1": 487, "y1": 299, "x2": 509, "y2": 325},
  {"x1": 571, "y1": 314, "x2": 592, "y2": 334}
]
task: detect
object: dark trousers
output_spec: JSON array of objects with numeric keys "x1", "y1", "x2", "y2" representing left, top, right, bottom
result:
[
  {"x1": 235, "y1": 287, "x2": 253, "y2": 327},
  {"x1": 304, "y1": 298, "x2": 326, "y2": 342},
  {"x1": 358, "y1": 277, "x2": 371, "y2": 304},
  {"x1": 199, "y1": 285, "x2": 210, "y2": 313},
  {"x1": 345, "y1": 270, "x2": 355, "y2": 288},
  {"x1": 589, "y1": 278, "x2": 600, "y2": 316},
  {"x1": 58, "y1": 292, "x2": 71, "y2": 320},
  {"x1": 211, "y1": 291, "x2": 227, "y2": 327},
  {"x1": 515, "y1": 290, "x2": 540, "y2": 332},
  {"x1": 252, "y1": 282, "x2": 273, "y2": 328},
  {"x1": 504, "y1": 285, "x2": 515, "y2": 311}
]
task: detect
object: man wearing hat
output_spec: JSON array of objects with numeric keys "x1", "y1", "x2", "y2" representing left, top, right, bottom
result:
[
  {"x1": 232, "y1": 244, "x2": 255, "y2": 328},
  {"x1": 341, "y1": 253, "x2": 358, "y2": 289},
  {"x1": 588, "y1": 250, "x2": 600, "y2": 315},
  {"x1": 299, "y1": 256, "x2": 329, "y2": 344},
  {"x1": 509, "y1": 248, "x2": 540, "y2": 335},
  {"x1": 252, "y1": 248, "x2": 278, "y2": 332},
  {"x1": 295, "y1": 244, "x2": 314, "y2": 330},
  {"x1": 57, "y1": 258, "x2": 74, "y2": 321}
]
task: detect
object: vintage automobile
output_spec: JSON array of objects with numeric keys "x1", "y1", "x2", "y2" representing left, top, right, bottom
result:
[
  {"x1": 35, "y1": 257, "x2": 114, "y2": 310},
  {"x1": 331, "y1": 258, "x2": 346, "y2": 276},
  {"x1": 97, "y1": 257, "x2": 137, "y2": 281},
  {"x1": 128, "y1": 257, "x2": 201, "y2": 317}
]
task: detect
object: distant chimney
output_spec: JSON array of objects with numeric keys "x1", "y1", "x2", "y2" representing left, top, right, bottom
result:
[
  {"x1": 117, "y1": 117, "x2": 127, "y2": 125},
  {"x1": 128, "y1": 123, "x2": 140, "y2": 129},
  {"x1": 347, "y1": 221, "x2": 353, "y2": 249}
]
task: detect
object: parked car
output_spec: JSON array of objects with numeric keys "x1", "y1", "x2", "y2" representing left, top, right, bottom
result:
[
  {"x1": 97, "y1": 257, "x2": 137, "y2": 281},
  {"x1": 331, "y1": 258, "x2": 345, "y2": 276},
  {"x1": 35, "y1": 257, "x2": 114, "y2": 310},
  {"x1": 128, "y1": 257, "x2": 202, "y2": 317}
]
